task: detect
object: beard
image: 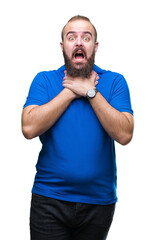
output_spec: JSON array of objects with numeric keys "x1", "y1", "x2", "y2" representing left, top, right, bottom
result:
[{"x1": 63, "y1": 47, "x2": 95, "y2": 78}]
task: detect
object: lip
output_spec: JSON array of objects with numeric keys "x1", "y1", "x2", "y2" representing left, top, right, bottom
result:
[
  {"x1": 72, "y1": 48, "x2": 87, "y2": 58},
  {"x1": 72, "y1": 48, "x2": 87, "y2": 63},
  {"x1": 74, "y1": 58, "x2": 86, "y2": 63},
  {"x1": 73, "y1": 55, "x2": 86, "y2": 63}
]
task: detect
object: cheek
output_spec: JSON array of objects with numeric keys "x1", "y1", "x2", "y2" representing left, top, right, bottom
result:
[
  {"x1": 63, "y1": 44, "x2": 73, "y2": 58},
  {"x1": 86, "y1": 46, "x2": 95, "y2": 58}
]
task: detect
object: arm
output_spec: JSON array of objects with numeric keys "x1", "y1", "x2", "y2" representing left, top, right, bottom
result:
[
  {"x1": 88, "y1": 92, "x2": 134, "y2": 145},
  {"x1": 22, "y1": 88, "x2": 76, "y2": 139},
  {"x1": 63, "y1": 71, "x2": 134, "y2": 145}
]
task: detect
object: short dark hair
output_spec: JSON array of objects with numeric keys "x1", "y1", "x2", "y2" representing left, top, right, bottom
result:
[{"x1": 61, "y1": 15, "x2": 97, "y2": 42}]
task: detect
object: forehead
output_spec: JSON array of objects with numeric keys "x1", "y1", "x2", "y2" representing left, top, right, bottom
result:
[{"x1": 63, "y1": 20, "x2": 95, "y2": 37}]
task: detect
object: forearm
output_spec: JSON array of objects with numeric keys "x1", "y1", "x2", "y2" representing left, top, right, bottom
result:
[
  {"x1": 22, "y1": 88, "x2": 76, "y2": 139},
  {"x1": 62, "y1": 70, "x2": 133, "y2": 145},
  {"x1": 89, "y1": 92, "x2": 134, "y2": 145}
]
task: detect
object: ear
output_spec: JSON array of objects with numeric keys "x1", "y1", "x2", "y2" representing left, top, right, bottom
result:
[
  {"x1": 60, "y1": 42, "x2": 64, "y2": 51},
  {"x1": 94, "y1": 42, "x2": 99, "y2": 53}
]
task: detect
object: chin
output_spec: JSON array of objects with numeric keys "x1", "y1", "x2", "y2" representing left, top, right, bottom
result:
[
  {"x1": 63, "y1": 49, "x2": 95, "y2": 78},
  {"x1": 73, "y1": 62, "x2": 86, "y2": 69}
]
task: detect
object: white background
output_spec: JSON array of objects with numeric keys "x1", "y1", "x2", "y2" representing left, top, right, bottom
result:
[{"x1": 0, "y1": 0, "x2": 156, "y2": 239}]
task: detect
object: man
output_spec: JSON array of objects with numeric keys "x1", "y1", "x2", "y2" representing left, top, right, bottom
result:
[{"x1": 22, "y1": 15, "x2": 134, "y2": 240}]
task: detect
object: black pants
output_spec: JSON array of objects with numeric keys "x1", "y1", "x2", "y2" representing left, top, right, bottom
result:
[{"x1": 30, "y1": 193, "x2": 116, "y2": 240}]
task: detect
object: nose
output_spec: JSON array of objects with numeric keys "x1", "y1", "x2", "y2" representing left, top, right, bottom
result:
[{"x1": 75, "y1": 35, "x2": 83, "y2": 46}]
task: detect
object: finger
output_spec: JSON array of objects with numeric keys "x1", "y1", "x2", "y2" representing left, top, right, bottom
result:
[
  {"x1": 64, "y1": 71, "x2": 68, "y2": 78},
  {"x1": 95, "y1": 80, "x2": 99, "y2": 86},
  {"x1": 91, "y1": 70, "x2": 97, "y2": 78},
  {"x1": 92, "y1": 73, "x2": 99, "y2": 83},
  {"x1": 91, "y1": 70, "x2": 96, "y2": 74},
  {"x1": 62, "y1": 83, "x2": 74, "y2": 92},
  {"x1": 62, "y1": 83, "x2": 70, "y2": 88},
  {"x1": 89, "y1": 71, "x2": 96, "y2": 83},
  {"x1": 96, "y1": 75, "x2": 99, "y2": 81},
  {"x1": 63, "y1": 80, "x2": 72, "y2": 85}
]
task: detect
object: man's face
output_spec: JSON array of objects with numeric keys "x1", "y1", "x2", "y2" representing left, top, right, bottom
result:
[{"x1": 60, "y1": 20, "x2": 98, "y2": 78}]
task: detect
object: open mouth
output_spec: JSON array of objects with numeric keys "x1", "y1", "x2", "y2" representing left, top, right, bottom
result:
[
  {"x1": 74, "y1": 51, "x2": 85, "y2": 59},
  {"x1": 72, "y1": 48, "x2": 87, "y2": 61}
]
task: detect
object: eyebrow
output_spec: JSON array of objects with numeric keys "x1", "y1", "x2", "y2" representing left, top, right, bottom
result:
[{"x1": 66, "y1": 31, "x2": 92, "y2": 37}]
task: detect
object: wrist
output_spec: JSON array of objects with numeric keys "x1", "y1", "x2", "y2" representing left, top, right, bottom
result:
[
  {"x1": 63, "y1": 88, "x2": 77, "y2": 100},
  {"x1": 86, "y1": 87, "x2": 98, "y2": 99},
  {"x1": 83, "y1": 84, "x2": 96, "y2": 97}
]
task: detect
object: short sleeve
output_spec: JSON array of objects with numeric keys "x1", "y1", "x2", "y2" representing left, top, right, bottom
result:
[
  {"x1": 23, "y1": 72, "x2": 49, "y2": 108},
  {"x1": 109, "y1": 75, "x2": 133, "y2": 115}
]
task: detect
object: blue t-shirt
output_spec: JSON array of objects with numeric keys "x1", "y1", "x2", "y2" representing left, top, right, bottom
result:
[{"x1": 24, "y1": 64, "x2": 133, "y2": 205}]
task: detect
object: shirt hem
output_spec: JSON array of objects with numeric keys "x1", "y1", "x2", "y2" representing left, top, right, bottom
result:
[{"x1": 32, "y1": 186, "x2": 118, "y2": 205}]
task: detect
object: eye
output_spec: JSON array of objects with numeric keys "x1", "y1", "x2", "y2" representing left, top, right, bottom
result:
[
  {"x1": 83, "y1": 36, "x2": 90, "y2": 42},
  {"x1": 68, "y1": 36, "x2": 75, "y2": 41}
]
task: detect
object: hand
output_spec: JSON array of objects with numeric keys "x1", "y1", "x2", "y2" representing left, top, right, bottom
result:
[{"x1": 62, "y1": 71, "x2": 99, "y2": 97}]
